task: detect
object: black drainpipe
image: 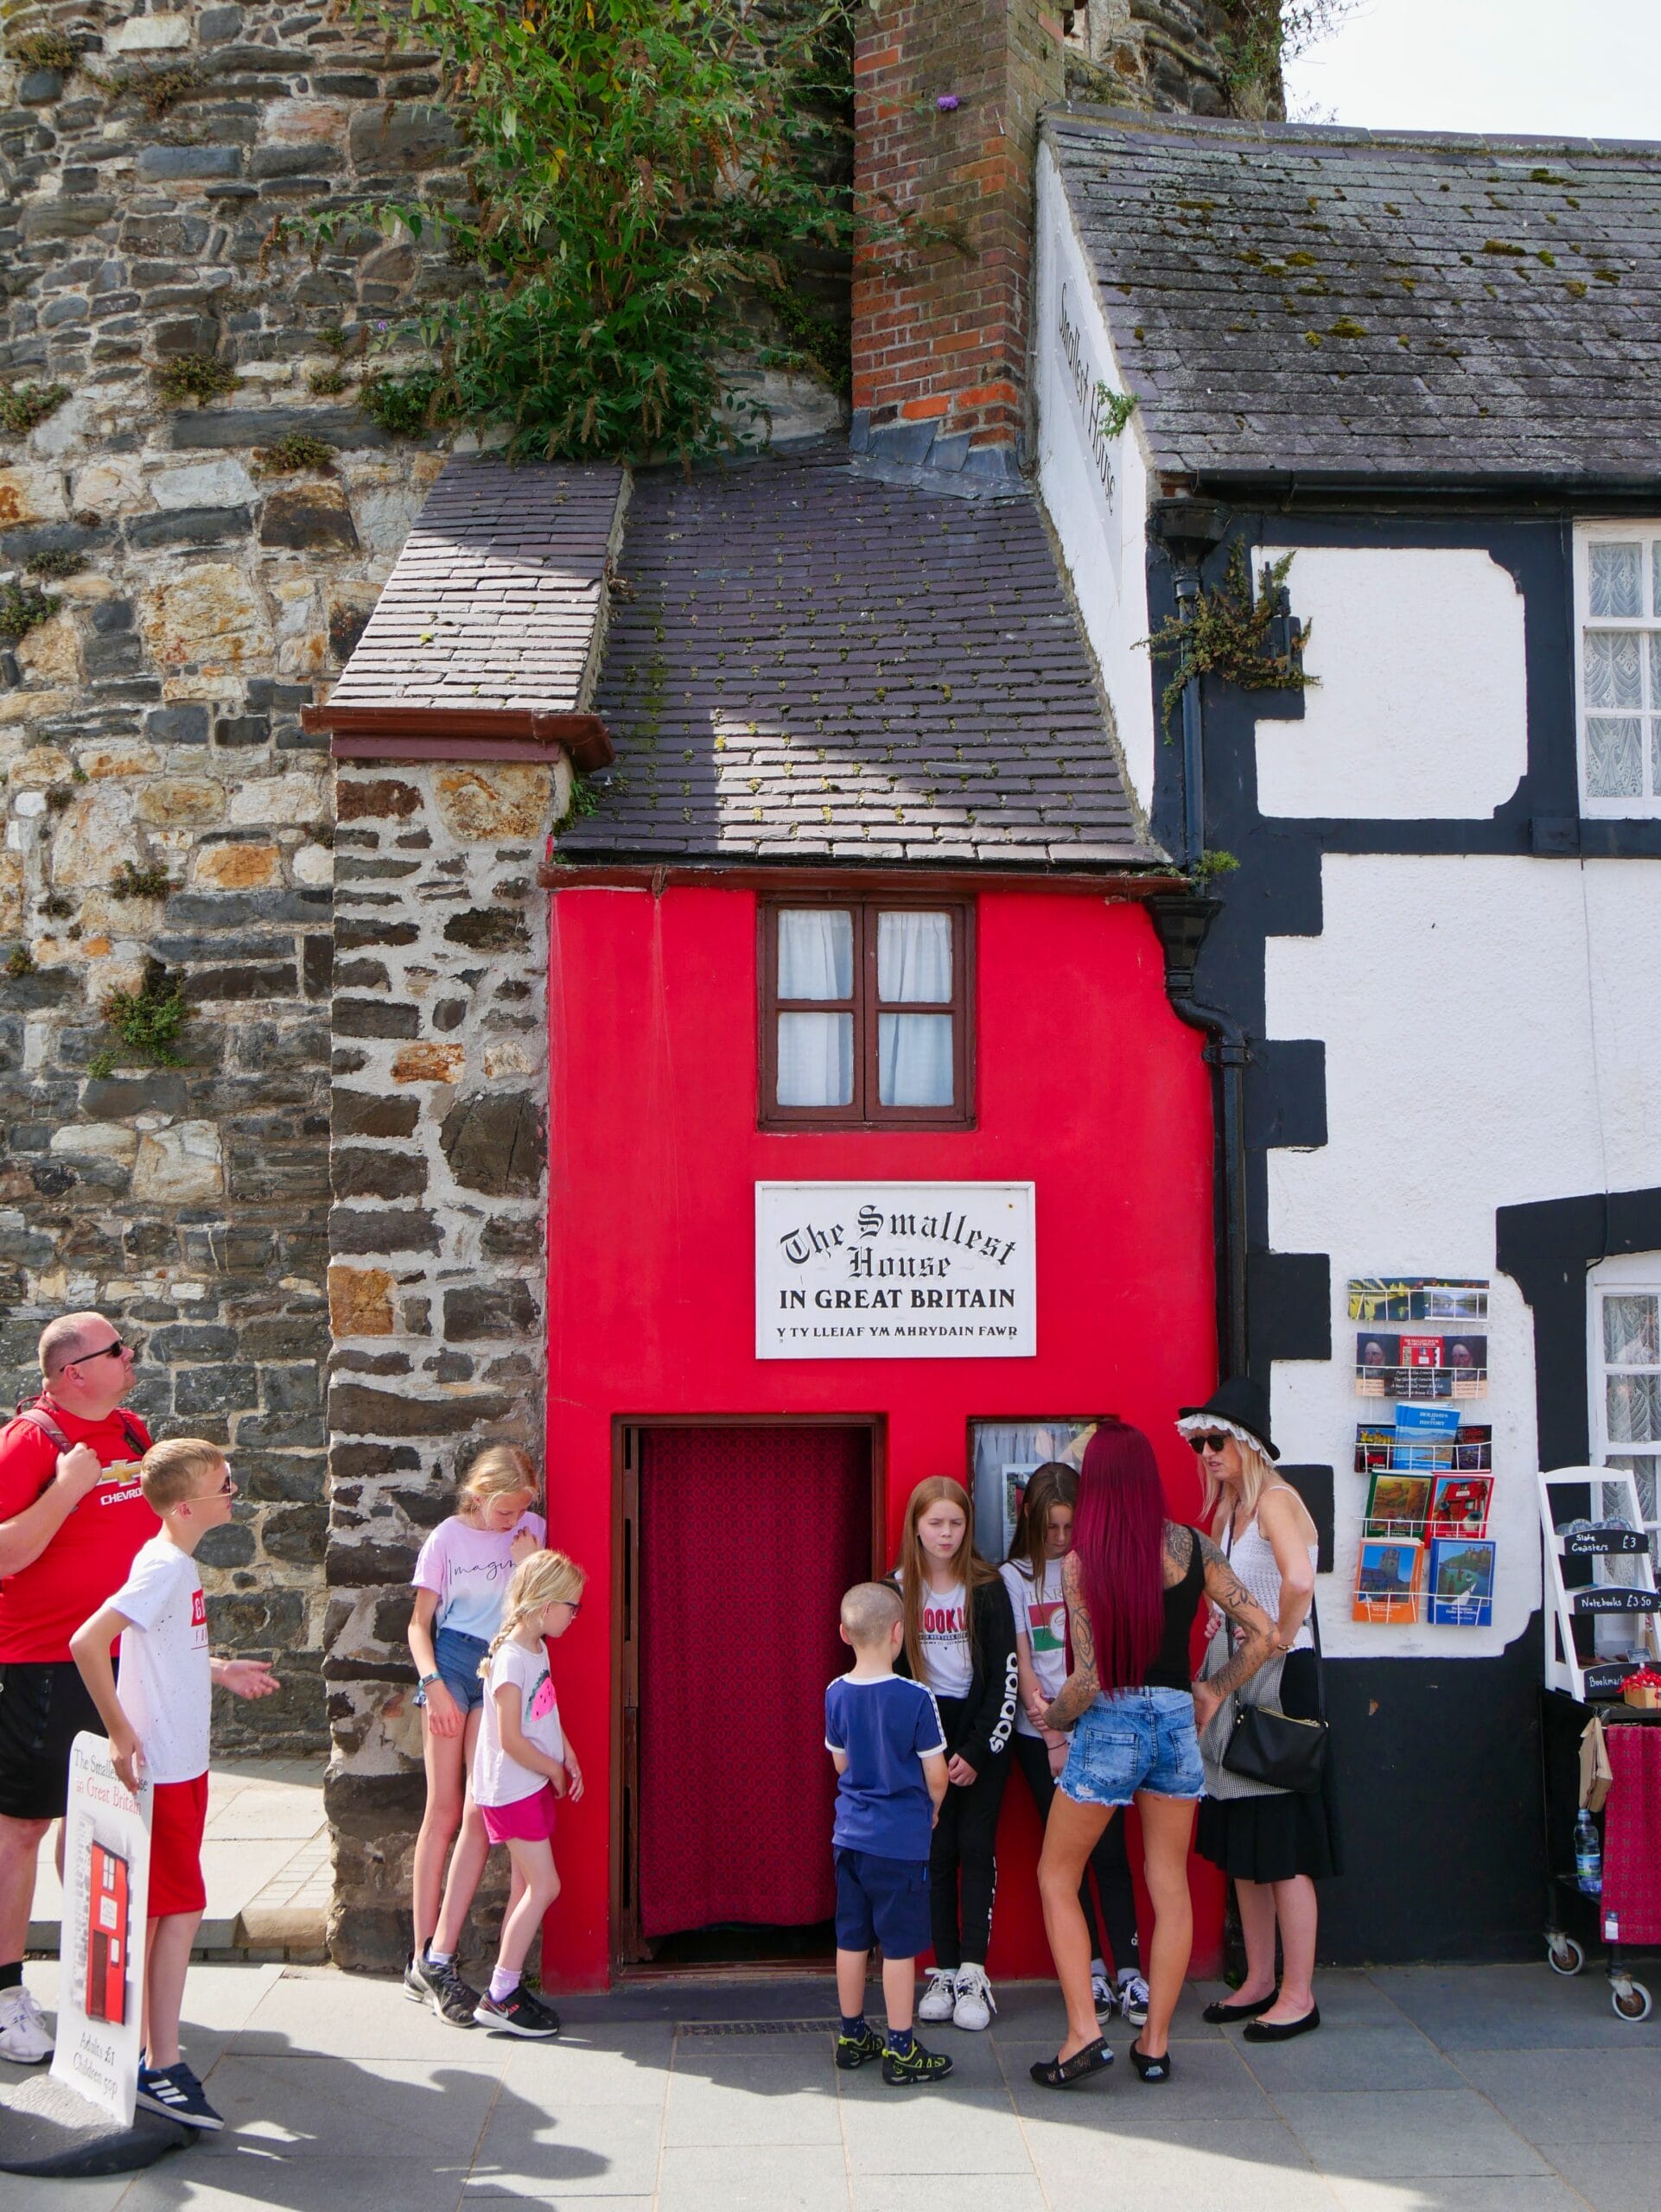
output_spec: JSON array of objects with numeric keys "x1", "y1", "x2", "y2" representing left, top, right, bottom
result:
[{"x1": 1146, "y1": 497, "x2": 1248, "y2": 1377}]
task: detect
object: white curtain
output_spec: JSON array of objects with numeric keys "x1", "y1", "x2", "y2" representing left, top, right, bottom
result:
[
  {"x1": 777, "y1": 910, "x2": 853, "y2": 1106},
  {"x1": 878, "y1": 911, "x2": 952, "y2": 1106}
]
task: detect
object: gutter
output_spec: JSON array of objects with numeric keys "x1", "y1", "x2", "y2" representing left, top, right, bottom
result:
[{"x1": 299, "y1": 705, "x2": 614, "y2": 773}]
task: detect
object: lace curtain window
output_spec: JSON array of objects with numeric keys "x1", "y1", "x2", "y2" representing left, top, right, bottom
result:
[
  {"x1": 1579, "y1": 531, "x2": 1661, "y2": 810},
  {"x1": 762, "y1": 901, "x2": 971, "y2": 1127},
  {"x1": 1590, "y1": 1260, "x2": 1661, "y2": 1567}
]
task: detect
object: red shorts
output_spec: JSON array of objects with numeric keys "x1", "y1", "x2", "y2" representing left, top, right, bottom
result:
[
  {"x1": 480, "y1": 1783, "x2": 557, "y2": 1845},
  {"x1": 147, "y1": 1771, "x2": 209, "y2": 1918}
]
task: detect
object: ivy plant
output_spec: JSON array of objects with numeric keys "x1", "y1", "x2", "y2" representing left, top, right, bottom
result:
[
  {"x1": 1139, "y1": 543, "x2": 1315, "y2": 733},
  {"x1": 283, "y1": 0, "x2": 871, "y2": 463}
]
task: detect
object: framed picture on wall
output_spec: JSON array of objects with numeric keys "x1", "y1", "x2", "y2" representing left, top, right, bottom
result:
[{"x1": 968, "y1": 1418, "x2": 1104, "y2": 1564}]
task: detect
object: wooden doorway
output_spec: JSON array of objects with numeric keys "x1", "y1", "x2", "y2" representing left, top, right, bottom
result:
[{"x1": 614, "y1": 1420, "x2": 882, "y2": 1968}]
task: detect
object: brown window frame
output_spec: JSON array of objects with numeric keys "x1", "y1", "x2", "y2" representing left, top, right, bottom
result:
[{"x1": 758, "y1": 894, "x2": 976, "y2": 1131}]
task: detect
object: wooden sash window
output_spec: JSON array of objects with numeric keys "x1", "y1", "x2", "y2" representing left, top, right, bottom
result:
[{"x1": 759, "y1": 898, "x2": 974, "y2": 1129}]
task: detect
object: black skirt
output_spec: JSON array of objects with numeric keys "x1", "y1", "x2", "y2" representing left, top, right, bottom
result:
[{"x1": 1194, "y1": 1649, "x2": 1344, "y2": 1884}]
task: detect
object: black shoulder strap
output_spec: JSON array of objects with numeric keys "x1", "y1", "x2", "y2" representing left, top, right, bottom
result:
[{"x1": 118, "y1": 1413, "x2": 146, "y2": 1458}]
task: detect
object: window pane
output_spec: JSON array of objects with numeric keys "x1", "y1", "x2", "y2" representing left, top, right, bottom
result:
[
  {"x1": 1607, "y1": 1372, "x2": 1661, "y2": 1445},
  {"x1": 1589, "y1": 540, "x2": 1642, "y2": 618},
  {"x1": 1651, "y1": 632, "x2": 1661, "y2": 707},
  {"x1": 777, "y1": 1013, "x2": 852, "y2": 1105},
  {"x1": 877, "y1": 911, "x2": 952, "y2": 1003},
  {"x1": 878, "y1": 1013, "x2": 953, "y2": 1106},
  {"x1": 1653, "y1": 540, "x2": 1661, "y2": 618},
  {"x1": 1585, "y1": 630, "x2": 1642, "y2": 709},
  {"x1": 1652, "y1": 721, "x2": 1661, "y2": 797},
  {"x1": 1587, "y1": 715, "x2": 1643, "y2": 796},
  {"x1": 1607, "y1": 1455, "x2": 1659, "y2": 1529},
  {"x1": 1605, "y1": 1294, "x2": 1660, "y2": 1367},
  {"x1": 778, "y1": 910, "x2": 852, "y2": 1000}
]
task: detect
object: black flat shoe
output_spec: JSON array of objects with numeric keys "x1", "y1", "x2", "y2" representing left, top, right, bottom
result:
[
  {"x1": 1029, "y1": 2037, "x2": 1113, "y2": 2088},
  {"x1": 1202, "y1": 1991, "x2": 1279, "y2": 2025},
  {"x1": 1242, "y1": 2005, "x2": 1321, "y2": 2043},
  {"x1": 1129, "y1": 2039, "x2": 1173, "y2": 2082}
]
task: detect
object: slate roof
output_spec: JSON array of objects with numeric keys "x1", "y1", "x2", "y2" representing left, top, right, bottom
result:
[
  {"x1": 326, "y1": 459, "x2": 627, "y2": 714},
  {"x1": 1047, "y1": 110, "x2": 1661, "y2": 488},
  {"x1": 556, "y1": 443, "x2": 1159, "y2": 870}
]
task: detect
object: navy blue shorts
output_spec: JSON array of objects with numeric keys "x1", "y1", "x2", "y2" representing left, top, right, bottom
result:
[{"x1": 834, "y1": 1848, "x2": 932, "y2": 1961}]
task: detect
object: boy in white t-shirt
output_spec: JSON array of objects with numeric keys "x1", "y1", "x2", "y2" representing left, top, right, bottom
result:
[{"x1": 71, "y1": 1438, "x2": 278, "y2": 2130}]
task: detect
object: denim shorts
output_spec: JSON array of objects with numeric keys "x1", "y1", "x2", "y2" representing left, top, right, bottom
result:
[
  {"x1": 834, "y1": 1848, "x2": 932, "y2": 1961},
  {"x1": 416, "y1": 1626, "x2": 489, "y2": 1714},
  {"x1": 1060, "y1": 1687, "x2": 1205, "y2": 1808}
]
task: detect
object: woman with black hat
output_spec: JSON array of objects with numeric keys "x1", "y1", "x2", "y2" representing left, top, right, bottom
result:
[{"x1": 1178, "y1": 1377, "x2": 1340, "y2": 2043}]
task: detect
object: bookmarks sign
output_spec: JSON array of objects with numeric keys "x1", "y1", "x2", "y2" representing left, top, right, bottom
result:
[{"x1": 51, "y1": 1732, "x2": 150, "y2": 2126}]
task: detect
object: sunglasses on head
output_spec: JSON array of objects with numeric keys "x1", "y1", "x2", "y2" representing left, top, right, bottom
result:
[{"x1": 1187, "y1": 1432, "x2": 1231, "y2": 1454}]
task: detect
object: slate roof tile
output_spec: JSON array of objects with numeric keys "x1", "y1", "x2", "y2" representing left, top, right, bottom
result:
[
  {"x1": 1048, "y1": 110, "x2": 1661, "y2": 486},
  {"x1": 557, "y1": 442, "x2": 1160, "y2": 871}
]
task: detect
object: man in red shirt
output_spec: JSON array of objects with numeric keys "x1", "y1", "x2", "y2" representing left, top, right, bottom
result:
[{"x1": 0, "y1": 1312, "x2": 154, "y2": 2063}]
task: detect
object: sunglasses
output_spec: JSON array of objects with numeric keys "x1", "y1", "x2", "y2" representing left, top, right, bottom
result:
[
  {"x1": 1187, "y1": 1433, "x2": 1231, "y2": 1454},
  {"x1": 60, "y1": 1338, "x2": 130, "y2": 1373},
  {"x1": 193, "y1": 1468, "x2": 237, "y2": 1499}
]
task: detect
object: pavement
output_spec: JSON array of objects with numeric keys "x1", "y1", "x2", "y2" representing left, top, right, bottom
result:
[
  {"x1": 3, "y1": 1954, "x2": 1658, "y2": 2211},
  {"x1": 29, "y1": 1762, "x2": 329, "y2": 1961}
]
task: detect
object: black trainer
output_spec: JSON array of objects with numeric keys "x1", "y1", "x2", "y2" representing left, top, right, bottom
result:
[
  {"x1": 881, "y1": 2037, "x2": 953, "y2": 2087},
  {"x1": 428, "y1": 1960, "x2": 481, "y2": 2028},
  {"x1": 474, "y1": 1986, "x2": 560, "y2": 2038},
  {"x1": 403, "y1": 1951, "x2": 434, "y2": 2004},
  {"x1": 835, "y1": 2022, "x2": 886, "y2": 2070},
  {"x1": 520, "y1": 1985, "x2": 562, "y2": 2035},
  {"x1": 136, "y1": 2061, "x2": 224, "y2": 2131}
]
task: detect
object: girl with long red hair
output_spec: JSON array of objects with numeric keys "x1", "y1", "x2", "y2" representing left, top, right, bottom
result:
[
  {"x1": 889, "y1": 1477, "x2": 1017, "y2": 2034},
  {"x1": 1032, "y1": 1421, "x2": 1275, "y2": 2088}
]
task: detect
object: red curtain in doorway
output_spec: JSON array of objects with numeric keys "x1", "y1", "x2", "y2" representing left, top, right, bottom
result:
[{"x1": 638, "y1": 1426, "x2": 871, "y2": 1939}]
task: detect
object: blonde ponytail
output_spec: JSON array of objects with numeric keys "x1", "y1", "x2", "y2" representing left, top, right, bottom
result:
[{"x1": 480, "y1": 1548, "x2": 586, "y2": 1675}]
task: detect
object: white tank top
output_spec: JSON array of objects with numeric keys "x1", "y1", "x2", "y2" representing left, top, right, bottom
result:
[{"x1": 1225, "y1": 1491, "x2": 1317, "y2": 1654}]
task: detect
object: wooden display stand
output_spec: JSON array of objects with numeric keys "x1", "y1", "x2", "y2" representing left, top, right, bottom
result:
[{"x1": 1537, "y1": 1465, "x2": 1660, "y2": 1700}]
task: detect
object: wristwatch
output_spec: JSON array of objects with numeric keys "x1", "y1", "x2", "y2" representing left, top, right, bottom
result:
[{"x1": 418, "y1": 1671, "x2": 441, "y2": 1689}]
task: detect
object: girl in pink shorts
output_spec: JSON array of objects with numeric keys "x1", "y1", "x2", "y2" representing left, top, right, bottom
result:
[{"x1": 468, "y1": 1549, "x2": 586, "y2": 2037}]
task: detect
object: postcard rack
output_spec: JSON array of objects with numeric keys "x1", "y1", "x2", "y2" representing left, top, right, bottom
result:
[
  {"x1": 1537, "y1": 1465, "x2": 1660, "y2": 1700},
  {"x1": 1351, "y1": 1521, "x2": 1497, "y2": 1625}
]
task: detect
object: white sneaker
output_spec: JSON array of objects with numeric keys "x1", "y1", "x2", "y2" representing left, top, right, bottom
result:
[
  {"x1": 951, "y1": 1964, "x2": 996, "y2": 2031},
  {"x1": 0, "y1": 1983, "x2": 53, "y2": 2064},
  {"x1": 1091, "y1": 1969, "x2": 1117, "y2": 2018},
  {"x1": 916, "y1": 1967, "x2": 958, "y2": 2024},
  {"x1": 1118, "y1": 1973, "x2": 1150, "y2": 2029}
]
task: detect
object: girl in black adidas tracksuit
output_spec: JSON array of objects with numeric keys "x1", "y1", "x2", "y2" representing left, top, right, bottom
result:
[{"x1": 890, "y1": 1477, "x2": 1016, "y2": 2032}]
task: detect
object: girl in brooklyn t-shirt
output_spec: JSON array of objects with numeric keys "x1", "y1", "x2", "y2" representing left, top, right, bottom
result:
[{"x1": 890, "y1": 1478, "x2": 1016, "y2": 2035}]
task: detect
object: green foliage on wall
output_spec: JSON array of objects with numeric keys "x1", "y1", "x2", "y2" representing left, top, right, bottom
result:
[{"x1": 284, "y1": 0, "x2": 864, "y2": 464}]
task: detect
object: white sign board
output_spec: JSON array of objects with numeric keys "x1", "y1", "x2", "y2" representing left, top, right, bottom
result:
[
  {"x1": 756, "y1": 1182, "x2": 1035, "y2": 1358},
  {"x1": 52, "y1": 1732, "x2": 150, "y2": 2126}
]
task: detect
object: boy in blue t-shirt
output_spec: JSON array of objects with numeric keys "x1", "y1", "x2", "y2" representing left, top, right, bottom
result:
[{"x1": 824, "y1": 1580, "x2": 952, "y2": 2086}]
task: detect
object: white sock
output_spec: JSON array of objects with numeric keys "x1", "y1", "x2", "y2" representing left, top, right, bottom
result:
[
  {"x1": 1118, "y1": 1965, "x2": 1139, "y2": 1984},
  {"x1": 1091, "y1": 1957, "x2": 1107, "y2": 1979},
  {"x1": 426, "y1": 1947, "x2": 455, "y2": 1968}
]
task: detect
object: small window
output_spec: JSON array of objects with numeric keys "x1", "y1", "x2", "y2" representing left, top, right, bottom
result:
[
  {"x1": 1575, "y1": 527, "x2": 1661, "y2": 813},
  {"x1": 969, "y1": 1418, "x2": 1104, "y2": 1562},
  {"x1": 1588, "y1": 1258, "x2": 1661, "y2": 1563},
  {"x1": 760, "y1": 899, "x2": 973, "y2": 1129}
]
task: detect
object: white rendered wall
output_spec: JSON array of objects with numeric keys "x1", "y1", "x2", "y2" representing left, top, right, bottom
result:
[
  {"x1": 1032, "y1": 145, "x2": 1157, "y2": 819},
  {"x1": 1257, "y1": 547, "x2": 1529, "y2": 820},
  {"x1": 1266, "y1": 854, "x2": 1661, "y2": 1657}
]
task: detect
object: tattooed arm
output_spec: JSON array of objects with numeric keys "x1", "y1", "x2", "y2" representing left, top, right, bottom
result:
[
  {"x1": 1191, "y1": 1531, "x2": 1278, "y2": 1729},
  {"x1": 1042, "y1": 1552, "x2": 1099, "y2": 1730}
]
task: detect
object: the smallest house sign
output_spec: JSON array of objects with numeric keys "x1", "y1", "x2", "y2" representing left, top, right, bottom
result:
[{"x1": 756, "y1": 1182, "x2": 1036, "y2": 1360}]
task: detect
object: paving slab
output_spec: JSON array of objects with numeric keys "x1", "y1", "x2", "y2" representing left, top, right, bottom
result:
[
  {"x1": 1275, "y1": 2088, "x2": 1556, "y2": 2178},
  {"x1": 186, "y1": 2055, "x2": 506, "y2": 2164},
  {"x1": 662, "y1": 2051, "x2": 843, "y2": 2147},
  {"x1": 119, "y1": 2152, "x2": 472, "y2": 2212},
  {"x1": 1326, "y1": 2179, "x2": 1591, "y2": 2212},
  {"x1": 1238, "y1": 2021, "x2": 1465, "y2": 2094},
  {"x1": 1448, "y1": 2047, "x2": 1661, "y2": 2139},
  {"x1": 468, "y1": 2095, "x2": 663, "y2": 2197},
  {"x1": 1028, "y1": 2118, "x2": 1335, "y2": 2209},
  {"x1": 838, "y1": 2078, "x2": 1031, "y2": 2175},
  {"x1": 1531, "y1": 2139, "x2": 1661, "y2": 2212},
  {"x1": 1001, "y1": 2031, "x2": 1273, "y2": 2120},
  {"x1": 658, "y1": 2144, "x2": 851, "y2": 2211},
  {"x1": 1371, "y1": 1963, "x2": 1661, "y2": 2050}
]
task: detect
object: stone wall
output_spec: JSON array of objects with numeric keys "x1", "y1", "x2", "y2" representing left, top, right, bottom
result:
[
  {"x1": 1065, "y1": 2, "x2": 1283, "y2": 119},
  {"x1": 322, "y1": 751, "x2": 563, "y2": 1974},
  {"x1": 0, "y1": 0, "x2": 468, "y2": 1751}
]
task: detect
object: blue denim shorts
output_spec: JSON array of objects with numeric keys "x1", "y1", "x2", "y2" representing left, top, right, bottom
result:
[
  {"x1": 1060, "y1": 1688, "x2": 1205, "y2": 1808},
  {"x1": 416, "y1": 1626, "x2": 489, "y2": 1715}
]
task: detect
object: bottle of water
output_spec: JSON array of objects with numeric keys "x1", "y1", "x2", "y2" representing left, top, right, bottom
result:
[{"x1": 1575, "y1": 1810, "x2": 1602, "y2": 1895}]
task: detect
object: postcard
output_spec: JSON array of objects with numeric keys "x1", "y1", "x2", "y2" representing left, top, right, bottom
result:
[
  {"x1": 1355, "y1": 1425, "x2": 1395, "y2": 1473},
  {"x1": 1394, "y1": 1403, "x2": 1461, "y2": 1470},
  {"x1": 1347, "y1": 1278, "x2": 1489, "y2": 1325},
  {"x1": 1352, "y1": 1537, "x2": 1424, "y2": 1620},
  {"x1": 1429, "y1": 1537, "x2": 1495, "y2": 1626},
  {"x1": 1365, "y1": 1472, "x2": 1433, "y2": 1536},
  {"x1": 1428, "y1": 1475, "x2": 1492, "y2": 1539},
  {"x1": 1454, "y1": 1425, "x2": 1492, "y2": 1471}
]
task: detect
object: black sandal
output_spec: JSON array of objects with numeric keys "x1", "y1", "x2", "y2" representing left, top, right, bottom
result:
[
  {"x1": 1201, "y1": 1991, "x2": 1278, "y2": 2025},
  {"x1": 1029, "y1": 2037, "x2": 1113, "y2": 2089},
  {"x1": 1130, "y1": 2040, "x2": 1173, "y2": 2082}
]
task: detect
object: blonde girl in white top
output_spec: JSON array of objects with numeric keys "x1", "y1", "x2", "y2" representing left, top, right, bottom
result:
[{"x1": 1181, "y1": 1386, "x2": 1338, "y2": 2044}]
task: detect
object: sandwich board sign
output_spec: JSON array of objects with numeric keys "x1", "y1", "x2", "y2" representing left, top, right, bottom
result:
[{"x1": 51, "y1": 1732, "x2": 151, "y2": 2126}]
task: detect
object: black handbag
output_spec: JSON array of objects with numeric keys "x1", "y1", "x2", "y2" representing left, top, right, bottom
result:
[{"x1": 1220, "y1": 1577, "x2": 1330, "y2": 1796}]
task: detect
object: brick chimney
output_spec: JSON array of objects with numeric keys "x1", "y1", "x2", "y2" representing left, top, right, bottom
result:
[{"x1": 851, "y1": 2, "x2": 1066, "y2": 479}]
